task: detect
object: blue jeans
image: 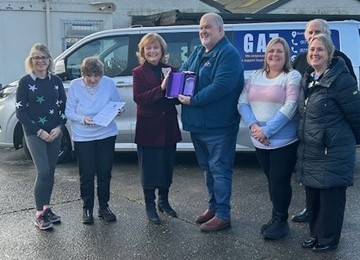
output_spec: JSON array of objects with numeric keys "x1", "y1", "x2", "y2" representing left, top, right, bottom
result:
[{"x1": 191, "y1": 132, "x2": 237, "y2": 220}]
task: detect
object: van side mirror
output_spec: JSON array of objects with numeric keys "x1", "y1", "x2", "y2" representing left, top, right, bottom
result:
[{"x1": 54, "y1": 60, "x2": 68, "y2": 80}]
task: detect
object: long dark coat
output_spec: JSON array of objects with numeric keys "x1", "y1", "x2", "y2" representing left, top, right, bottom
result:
[
  {"x1": 295, "y1": 57, "x2": 360, "y2": 188},
  {"x1": 132, "y1": 62, "x2": 181, "y2": 147}
]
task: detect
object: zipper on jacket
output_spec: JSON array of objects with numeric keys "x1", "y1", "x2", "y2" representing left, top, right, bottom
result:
[
  {"x1": 300, "y1": 98, "x2": 307, "y2": 184},
  {"x1": 325, "y1": 147, "x2": 328, "y2": 155}
]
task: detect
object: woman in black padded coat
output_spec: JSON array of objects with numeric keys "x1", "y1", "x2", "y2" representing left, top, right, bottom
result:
[{"x1": 296, "y1": 34, "x2": 360, "y2": 253}]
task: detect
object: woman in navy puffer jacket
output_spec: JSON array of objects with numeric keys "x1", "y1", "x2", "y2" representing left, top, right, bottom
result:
[{"x1": 296, "y1": 34, "x2": 360, "y2": 252}]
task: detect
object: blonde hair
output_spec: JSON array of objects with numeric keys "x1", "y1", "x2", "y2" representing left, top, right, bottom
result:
[
  {"x1": 307, "y1": 34, "x2": 334, "y2": 65},
  {"x1": 25, "y1": 43, "x2": 53, "y2": 73},
  {"x1": 136, "y1": 33, "x2": 169, "y2": 65},
  {"x1": 263, "y1": 37, "x2": 292, "y2": 73}
]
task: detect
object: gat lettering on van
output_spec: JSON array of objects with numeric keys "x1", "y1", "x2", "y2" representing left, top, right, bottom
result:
[{"x1": 233, "y1": 30, "x2": 341, "y2": 71}]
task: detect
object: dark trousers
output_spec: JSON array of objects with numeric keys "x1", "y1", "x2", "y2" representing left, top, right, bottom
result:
[
  {"x1": 305, "y1": 186, "x2": 346, "y2": 246},
  {"x1": 137, "y1": 145, "x2": 176, "y2": 189},
  {"x1": 74, "y1": 136, "x2": 116, "y2": 210},
  {"x1": 255, "y1": 141, "x2": 298, "y2": 219}
]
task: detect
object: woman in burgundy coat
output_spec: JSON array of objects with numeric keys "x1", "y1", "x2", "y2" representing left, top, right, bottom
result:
[{"x1": 132, "y1": 33, "x2": 182, "y2": 224}]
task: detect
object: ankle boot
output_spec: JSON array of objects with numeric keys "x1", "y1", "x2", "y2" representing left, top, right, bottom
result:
[
  {"x1": 261, "y1": 210, "x2": 276, "y2": 234},
  {"x1": 158, "y1": 188, "x2": 178, "y2": 218},
  {"x1": 262, "y1": 212, "x2": 289, "y2": 240},
  {"x1": 143, "y1": 188, "x2": 161, "y2": 224},
  {"x1": 82, "y1": 209, "x2": 94, "y2": 225}
]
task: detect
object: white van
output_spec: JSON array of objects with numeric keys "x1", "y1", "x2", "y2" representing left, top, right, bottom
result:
[{"x1": 1, "y1": 20, "x2": 359, "y2": 162}]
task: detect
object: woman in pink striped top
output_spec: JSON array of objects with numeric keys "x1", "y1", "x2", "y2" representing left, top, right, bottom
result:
[{"x1": 238, "y1": 37, "x2": 301, "y2": 240}]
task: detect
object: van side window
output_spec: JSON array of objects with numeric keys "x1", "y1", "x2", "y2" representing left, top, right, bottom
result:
[
  {"x1": 101, "y1": 37, "x2": 129, "y2": 77},
  {"x1": 65, "y1": 36, "x2": 130, "y2": 79},
  {"x1": 159, "y1": 32, "x2": 200, "y2": 70}
]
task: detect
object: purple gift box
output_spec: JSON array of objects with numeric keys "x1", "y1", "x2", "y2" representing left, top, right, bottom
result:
[{"x1": 166, "y1": 72, "x2": 196, "y2": 98}]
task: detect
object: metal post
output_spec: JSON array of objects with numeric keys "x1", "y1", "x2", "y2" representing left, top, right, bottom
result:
[{"x1": 44, "y1": 0, "x2": 51, "y2": 49}]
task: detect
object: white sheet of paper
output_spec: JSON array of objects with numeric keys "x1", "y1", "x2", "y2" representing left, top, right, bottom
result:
[{"x1": 92, "y1": 101, "x2": 126, "y2": 127}]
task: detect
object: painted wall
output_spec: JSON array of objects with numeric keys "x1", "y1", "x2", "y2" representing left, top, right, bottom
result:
[{"x1": 0, "y1": 1, "x2": 113, "y2": 85}]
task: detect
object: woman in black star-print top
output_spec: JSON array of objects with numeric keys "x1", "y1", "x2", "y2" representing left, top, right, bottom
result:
[{"x1": 16, "y1": 43, "x2": 66, "y2": 230}]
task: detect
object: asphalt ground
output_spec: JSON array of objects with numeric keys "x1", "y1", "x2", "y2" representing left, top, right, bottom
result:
[{"x1": 0, "y1": 147, "x2": 359, "y2": 260}]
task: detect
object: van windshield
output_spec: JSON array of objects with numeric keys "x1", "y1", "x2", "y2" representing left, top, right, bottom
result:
[{"x1": 65, "y1": 36, "x2": 129, "y2": 79}]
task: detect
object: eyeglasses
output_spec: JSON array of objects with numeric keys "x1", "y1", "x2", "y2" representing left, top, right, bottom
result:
[{"x1": 31, "y1": 56, "x2": 49, "y2": 61}]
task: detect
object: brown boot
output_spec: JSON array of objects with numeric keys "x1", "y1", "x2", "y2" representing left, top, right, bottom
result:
[
  {"x1": 200, "y1": 216, "x2": 231, "y2": 232},
  {"x1": 194, "y1": 209, "x2": 215, "y2": 224}
]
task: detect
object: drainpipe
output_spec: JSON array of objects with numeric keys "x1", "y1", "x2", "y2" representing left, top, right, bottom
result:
[{"x1": 44, "y1": 0, "x2": 51, "y2": 48}]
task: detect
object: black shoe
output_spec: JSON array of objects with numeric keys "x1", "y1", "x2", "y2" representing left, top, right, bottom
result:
[
  {"x1": 301, "y1": 237, "x2": 318, "y2": 249},
  {"x1": 262, "y1": 218, "x2": 289, "y2": 240},
  {"x1": 291, "y1": 208, "x2": 309, "y2": 222},
  {"x1": 83, "y1": 209, "x2": 94, "y2": 225},
  {"x1": 146, "y1": 207, "x2": 161, "y2": 224},
  {"x1": 158, "y1": 204, "x2": 178, "y2": 218},
  {"x1": 261, "y1": 216, "x2": 276, "y2": 234},
  {"x1": 312, "y1": 244, "x2": 338, "y2": 253},
  {"x1": 98, "y1": 207, "x2": 117, "y2": 222}
]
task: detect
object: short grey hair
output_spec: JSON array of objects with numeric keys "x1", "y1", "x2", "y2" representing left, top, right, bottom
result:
[
  {"x1": 201, "y1": 12, "x2": 224, "y2": 28},
  {"x1": 80, "y1": 56, "x2": 104, "y2": 77},
  {"x1": 306, "y1": 19, "x2": 331, "y2": 36}
]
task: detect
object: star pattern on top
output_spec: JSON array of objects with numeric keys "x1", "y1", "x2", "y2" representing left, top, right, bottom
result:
[
  {"x1": 36, "y1": 96, "x2": 45, "y2": 104},
  {"x1": 38, "y1": 116, "x2": 48, "y2": 125},
  {"x1": 56, "y1": 99, "x2": 64, "y2": 107},
  {"x1": 15, "y1": 101, "x2": 23, "y2": 109},
  {"x1": 17, "y1": 75, "x2": 67, "y2": 133},
  {"x1": 28, "y1": 84, "x2": 37, "y2": 92}
]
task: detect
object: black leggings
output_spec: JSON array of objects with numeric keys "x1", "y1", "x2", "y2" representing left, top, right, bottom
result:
[{"x1": 255, "y1": 141, "x2": 298, "y2": 218}]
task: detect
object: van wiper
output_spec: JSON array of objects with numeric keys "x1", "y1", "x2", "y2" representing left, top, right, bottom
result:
[{"x1": 0, "y1": 84, "x2": 14, "y2": 98}]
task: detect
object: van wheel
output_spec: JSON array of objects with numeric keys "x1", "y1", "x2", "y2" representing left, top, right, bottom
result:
[
  {"x1": 22, "y1": 129, "x2": 73, "y2": 164},
  {"x1": 57, "y1": 129, "x2": 73, "y2": 163}
]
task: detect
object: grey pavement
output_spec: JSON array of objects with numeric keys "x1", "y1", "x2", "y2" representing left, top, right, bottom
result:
[{"x1": 0, "y1": 148, "x2": 359, "y2": 260}]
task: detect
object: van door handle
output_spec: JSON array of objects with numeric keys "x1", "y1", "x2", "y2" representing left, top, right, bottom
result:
[{"x1": 116, "y1": 82, "x2": 132, "y2": 88}]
